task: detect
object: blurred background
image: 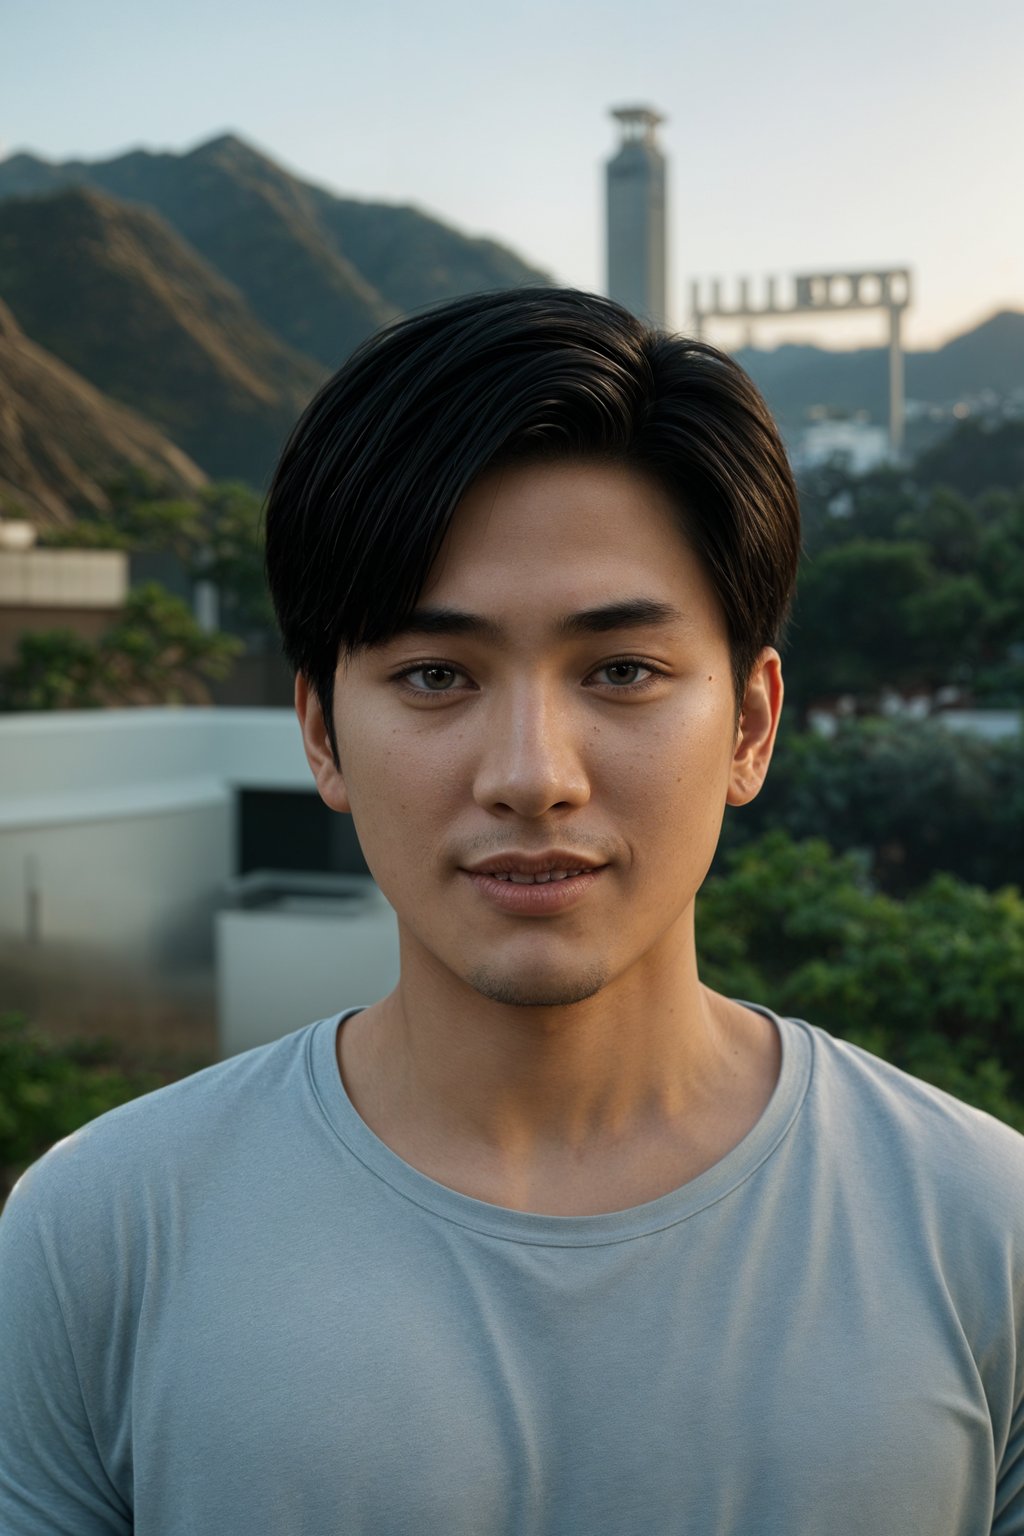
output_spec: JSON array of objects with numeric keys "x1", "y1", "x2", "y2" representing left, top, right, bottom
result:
[{"x1": 1, "y1": 0, "x2": 1022, "y2": 1195}]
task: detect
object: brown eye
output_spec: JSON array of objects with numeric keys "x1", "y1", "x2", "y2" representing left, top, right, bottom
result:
[
  {"x1": 419, "y1": 667, "x2": 457, "y2": 691},
  {"x1": 393, "y1": 664, "x2": 471, "y2": 695},
  {"x1": 591, "y1": 659, "x2": 662, "y2": 692},
  {"x1": 604, "y1": 663, "x2": 643, "y2": 684}
]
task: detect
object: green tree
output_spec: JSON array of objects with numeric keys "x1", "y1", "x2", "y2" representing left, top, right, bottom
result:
[
  {"x1": 99, "y1": 582, "x2": 244, "y2": 703},
  {"x1": 39, "y1": 477, "x2": 275, "y2": 636},
  {"x1": 716, "y1": 717, "x2": 1024, "y2": 897},
  {"x1": 697, "y1": 830, "x2": 1024, "y2": 1132},
  {"x1": 0, "y1": 629, "x2": 104, "y2": 710},
  {"x1": 0, "y1": 583, "x2": 243, "y2": 710},
  {"x1": 791, "y1": 426, "x2": 1024, "y2": 713},
  {"x1": 0, "y1": 1012, "x2": 210, "y2": 1206},
  {"x1": 893, "y1": 486, "x2": 981, "y2": 575},
  {"x1": 799, "y1": 461, "x2": 920, "y2": 557},
  {"x1": 903, "y1": 572, "x2": 990, "y2": 679},
  {"x1": 913, "y1": 418, "x2": 1024, "y2": 499},
  {"x1": 786, "y1": 540, "x2": 936, "y2": 711},
  {"x1": 195, "y1": 481, "x2": 276, "y2": 633}
]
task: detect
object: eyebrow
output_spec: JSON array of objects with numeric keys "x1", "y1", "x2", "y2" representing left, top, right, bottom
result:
[{"x1": 368, "y1": 597, "x2": 688, "y2": 650}]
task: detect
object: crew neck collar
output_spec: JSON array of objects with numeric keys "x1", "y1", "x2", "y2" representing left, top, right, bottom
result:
[{"x1": 307, "y1": 1000, "x2": 813, "y2": 1247}]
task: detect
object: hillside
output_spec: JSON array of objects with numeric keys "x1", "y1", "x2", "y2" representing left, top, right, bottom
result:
[
  {"x1": 917, "y1": 310, "x2": 1024, "y2": 400},
  {"x1": 0, "y1": 297, "x2": 207, "y2": 527},
  {"x1": 736, "y1": 309, "x2": 1024, "y2": 428},
  {"x1": 0, "y1": 186, "x2": 327, "y2": 486},
  {"x1": 0, "y1": 134, "x2": 553, "y2": 368},
  {"x1": 308, "y1": 189, "x2": 556, "y2": 317},
  {"x1": 0, "y1": 131, "x2": 1019, "y2": 509}
]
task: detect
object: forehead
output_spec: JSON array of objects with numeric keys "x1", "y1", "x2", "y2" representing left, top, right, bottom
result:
[{"x1": 423, "y1": 458, "x2": 719, "y2": 624}]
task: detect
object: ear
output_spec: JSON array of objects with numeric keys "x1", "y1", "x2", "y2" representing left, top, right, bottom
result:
[
  {"x1": 725, "y1": 647, "x2": 785, "y2": 808},
  {"x1": 294, "y1": 671, "x2": 352, "y2": 815}
]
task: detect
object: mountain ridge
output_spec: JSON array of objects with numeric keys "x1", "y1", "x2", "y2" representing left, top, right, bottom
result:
[
  {"x1": 0, "y1": 133, "x2": 1019, "y2": 514},
  {"x1": 0, "y1": 185, "x2": 328, "y2": 486},
  {"x1": 0, "y1": 296, "x2": 207, "y2": 526},
  {"x1": 735, "y1": 308, "x2": 1024, "y2": 428},
  {"x1": 0, "y1": 134, "x2": 552, "y2": 367}
]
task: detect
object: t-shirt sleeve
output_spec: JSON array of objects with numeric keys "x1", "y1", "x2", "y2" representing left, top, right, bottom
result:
[
  {"x1": 0, "y1": 1173, "x2": 132, "y2": 1535},
  {"x1": 995, "y1": 1386, "x2": 1024, "y2": 1534},
  {"x1": 990, "y1": 1153, "x2": 1024, "y2": 1536}
]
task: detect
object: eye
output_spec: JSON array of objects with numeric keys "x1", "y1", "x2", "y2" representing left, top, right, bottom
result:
[
  {"x1": 390, "y1": 656, "x2": 666, "y2": 700},
  {"x1": 591, "y1": 659, "x2": 662, "y2": 692},
  {"x1": 392, "y1": 663, "x2": 470, "y2": 695}
]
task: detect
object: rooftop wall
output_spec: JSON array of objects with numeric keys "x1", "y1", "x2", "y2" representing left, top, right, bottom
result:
[
  {"x1": 0, "y1": 548, "x2": 127, "y2": 606},
  {"x1": 0, "y1": 707, "x2": 310, "y2": 830},
  {"x1": 0, "y1": 708, "x2": 331, "y2": 1054}
]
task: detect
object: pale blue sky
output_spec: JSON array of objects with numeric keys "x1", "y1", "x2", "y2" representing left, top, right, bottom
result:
[{"x1": 4, "y1": 0, "x2": 1021, "y2": 350}]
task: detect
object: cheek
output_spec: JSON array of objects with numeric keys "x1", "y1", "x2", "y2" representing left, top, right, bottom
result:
[
  {"x1": 344, "y1": 725, "x2": 458, "y2": 867},
  {"x1": 620, "y1": 714, "x2": 734, "y2": 842},
  {"x1": 618, "y1": 688, "x2": 732, "y2": 782}
]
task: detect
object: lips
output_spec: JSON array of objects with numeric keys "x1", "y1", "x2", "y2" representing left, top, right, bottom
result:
[
  {"x1": 464, "y1": 864, "x2": 607, "y2": 914},
  {"x1": 465, "y1": 853, "x2": 606, "y2": 878},
  {"x1": 489, "y1": 869, "x2": 591, "y2": 884}
]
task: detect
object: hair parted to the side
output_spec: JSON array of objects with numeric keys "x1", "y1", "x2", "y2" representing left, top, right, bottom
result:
[{"x1": 262, "y1": 286, "x2": 801, "y2": 769}]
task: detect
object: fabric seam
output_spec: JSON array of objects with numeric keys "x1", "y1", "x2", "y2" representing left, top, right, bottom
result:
[{"x1": 304, "y1": 1010, "x2": 815, "y2": 1249}]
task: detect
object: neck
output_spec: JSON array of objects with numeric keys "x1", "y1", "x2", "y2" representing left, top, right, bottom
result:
[{"x1": 336, "y1": 915, "x2": 781, "y2": 1210}]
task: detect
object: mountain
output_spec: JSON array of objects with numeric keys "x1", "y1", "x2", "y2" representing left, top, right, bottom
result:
[
  {"x1": 0, "y1": 185, "x2": 327, "y2": 487},
  {"x1": 735, "y1": 310, "x2": 1024, "y2": 429},
  {"x1": 0, "y1": 297, "x2": 207, "y2": 527},
  {"x1": 308, "y1": 191, "x2": 556, "y2": 318},
  {"x1": 1, "y1": 132, "x2": 1018, "y2": 511},
  {"x1": 0, "y1": 132, "x2": 556, "y2": 510},
  {"x1": 914, "y1": 311, "x2": 1024, "y2": 401},
  {"x1": 0, "y1": 134, "x2": 553, "y2": 368}
]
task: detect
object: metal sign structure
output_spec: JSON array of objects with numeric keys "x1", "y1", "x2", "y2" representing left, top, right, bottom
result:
[{"x1": 689, "y1": 269, "x2": 913, "y2": 458}]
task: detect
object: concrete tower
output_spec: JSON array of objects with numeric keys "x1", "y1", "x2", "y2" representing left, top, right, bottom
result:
[{"x1": 606, "y1": 105, "x2": 667, "y2": 328}]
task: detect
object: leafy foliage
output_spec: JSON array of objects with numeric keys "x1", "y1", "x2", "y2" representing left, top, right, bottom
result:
[
  {"x1": 0, "y1": 583, "x2": 243, "y2": 710},
  {"x1": 913, "y1": 418, "x2": 1024, "y2": 500},
  {"x1": 717, "y1": 716, "x2": 1024, "y2": 897},
  {"x1": 37, "y1": 476, "x2": 275, "y2": 634},
  {"x1": 785, "y1": 459, "x2": 1024, "y2": 719},
  {"x1": 0, "y1": 475, "x2": 284, "y2": 709},
  {"x1": 0, "y1": 1012, "x2": 211, "y2": 1204},
  {"x1": 698, "y1": 831, "x2": 1024, "y2": 1133}
]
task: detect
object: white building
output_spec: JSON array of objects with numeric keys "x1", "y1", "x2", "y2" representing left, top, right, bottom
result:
[
  {"x1": 0, "y1": 518, "x2": 128, "y2": 668},
  {"x1": 0, "y1": 708, "x2": 399, "y2": 1059},
  {"x1": 790, "y1": 418, "x2": 892, "y2": 476}
]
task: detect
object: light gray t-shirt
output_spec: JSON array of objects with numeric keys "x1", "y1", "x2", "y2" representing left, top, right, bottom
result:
[{"x1": 2, "y1": 1001, "x2": 1023, "y2": 1535}]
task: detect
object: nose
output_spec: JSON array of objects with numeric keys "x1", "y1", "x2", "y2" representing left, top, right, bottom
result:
[{"x1": 471, "y1": 679, "x2": 591, "y2": 818}]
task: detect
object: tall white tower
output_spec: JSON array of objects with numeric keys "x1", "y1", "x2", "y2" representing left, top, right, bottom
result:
[{"x1": 606, "y1": 106, "x2": 668, "y2": 328}]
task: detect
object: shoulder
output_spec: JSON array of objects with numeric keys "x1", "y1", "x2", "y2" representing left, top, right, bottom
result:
[
  {"x1": 3, "y1": 1017, "x2": 325, "y2": 1237},
  {"x1": 795, "y1": 1014, "x2": 1024, "y2": 1227}
]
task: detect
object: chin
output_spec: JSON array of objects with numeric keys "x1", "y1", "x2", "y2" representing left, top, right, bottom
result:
[{"x1": 464, "y1": 961, "x2": 610, "y2": 1009}]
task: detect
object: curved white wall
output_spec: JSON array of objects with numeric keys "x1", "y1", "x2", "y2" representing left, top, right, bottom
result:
[{"x1": 0, "y1": 709, "x2": 331, "y2": 1049}]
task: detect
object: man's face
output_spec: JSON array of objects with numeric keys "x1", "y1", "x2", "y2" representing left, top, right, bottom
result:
[{"x1": 299, "y1": 458, "x2": 780, "y2": 1010}]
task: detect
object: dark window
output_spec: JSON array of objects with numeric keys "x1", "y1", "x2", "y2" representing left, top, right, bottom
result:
[{"x1": 237, "y1": 789, "x2": 371, "y2": 878}]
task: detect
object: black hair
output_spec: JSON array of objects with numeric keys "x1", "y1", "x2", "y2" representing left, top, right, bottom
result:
[{"x1": 263, "y1": 286, "x2": 801, "y2": 768}]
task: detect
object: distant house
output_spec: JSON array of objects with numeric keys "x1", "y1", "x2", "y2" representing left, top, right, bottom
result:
[{"x1": 0, "y1": 518, "x2": 127, "y2": 668}]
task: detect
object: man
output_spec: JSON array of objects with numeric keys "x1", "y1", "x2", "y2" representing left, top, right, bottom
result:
[{"x1": 1, "y1": 287, "x2": 1022, "y2": 1534}]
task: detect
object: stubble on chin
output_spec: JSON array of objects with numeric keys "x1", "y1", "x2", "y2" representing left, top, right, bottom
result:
[{"x1": 463, "y1": 961, "x2": 611, "y2": 1009}]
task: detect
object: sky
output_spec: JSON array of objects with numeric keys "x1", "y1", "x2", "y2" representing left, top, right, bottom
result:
[{"x1": 3, "y1": 0, "x2": 1022, "y2": 352}]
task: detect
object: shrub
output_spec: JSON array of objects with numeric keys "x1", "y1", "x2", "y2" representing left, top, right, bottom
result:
[
  {"x1": 698, "y1": 830, "x2": 1024, "y2": 1133},
  {"x1": 0, "y1": 1012, "x2": 211, "y2": 1205}
]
